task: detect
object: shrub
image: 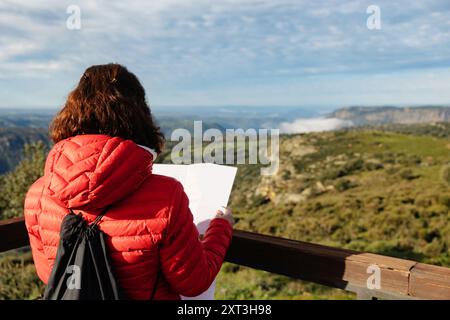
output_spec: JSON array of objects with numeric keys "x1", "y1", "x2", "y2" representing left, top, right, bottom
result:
[
  {"x1": 282, "y1": 170, "x2": 291, "y2": 180},
  {"x1": 293, "y1": 160, "x2": 307, "y2": 174},
  {"x1": 320, "y1": 159, "x2": 364, "y2": 181},
  {"x1": 441, "y1": 164, "x2": 450, "y2": 186},
  {"x1": 385, "y1": 165, "x2": 400, "y2": 175},
  {"x1": 398, "y1": 168, "x2": 420, "y2": 180},
  {"x1": 320, "y1": 167, "x2": 344, "y2": 180},
  {"x1": 364, "y1": 160, "x2": 384, "y2": 171},
  {"x1": 251, "y1": 194, "x2": 271, "y2": 206},
  {"x1": 0, "y1": 251, "x2": 44, "y2": 299},
  {"x1": 438, "y1": 194, "x2": 450, "y2": 208},
  {"x1": 343, "y1": 158, "x2": 364, "y2": 173},
  {"x1": 334, "y1": 179, "x2": 357, "y2": 192},
  {"x1": 424, "y1": 229, "x2": 440, "y2": 243}
]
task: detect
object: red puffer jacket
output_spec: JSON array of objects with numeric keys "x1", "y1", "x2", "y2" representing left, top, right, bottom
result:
[{"x1": 24, "y1": 134, "x2": 233, "y2": 299}]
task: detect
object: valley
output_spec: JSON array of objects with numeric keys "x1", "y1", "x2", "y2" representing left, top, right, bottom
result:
[{"x1": 1, "y1": 109, "x2": 450, "y2": 299}]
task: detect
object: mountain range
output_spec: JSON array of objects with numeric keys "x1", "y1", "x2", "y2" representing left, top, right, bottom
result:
[
  {"x1": 329, "y1": 106, "x2": 450, "y2": 126},
  {"x1": 1, "y1": 105, "x2": 450, "y2": 174}
]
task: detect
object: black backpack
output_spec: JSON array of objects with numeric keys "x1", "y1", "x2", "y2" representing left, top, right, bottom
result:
[
  {"x1": 43, "y1": 208, "x2": 123, "y2": 300},
  {"x1": 43, "y1": 208, "x2": 161, "y2": 300}
]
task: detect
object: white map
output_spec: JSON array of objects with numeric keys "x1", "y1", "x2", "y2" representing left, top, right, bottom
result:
[{"x1": 152, "y1": 163, "x2": 237, "y2": 300}]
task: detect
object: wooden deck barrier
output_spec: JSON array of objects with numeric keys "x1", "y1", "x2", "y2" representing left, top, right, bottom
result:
[{"x1": 1, "y1": 217, "x2": 450, "y2": 300}]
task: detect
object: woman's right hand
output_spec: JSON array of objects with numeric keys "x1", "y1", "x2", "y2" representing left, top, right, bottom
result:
[{"x1": 215, "y1": 207, "x2": 235, "y2": 226}]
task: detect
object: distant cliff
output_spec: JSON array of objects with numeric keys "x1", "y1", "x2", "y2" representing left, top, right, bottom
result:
[{"x1": 329, "y1": 106, "x2": 450, "y2": 126}]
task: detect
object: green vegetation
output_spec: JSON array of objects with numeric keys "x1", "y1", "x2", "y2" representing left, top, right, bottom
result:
[
  {"x1": 217, "y1": 127, "x2": 450, "y2": 298},
  {"x1": 0, "y1": 250, "x2": 43, "y2": 300},
  {"x1": 0, "y1": 142, "x2": 47, "y2": 299},
  {"x1": 2, "y1": 124, "x2": 450, "y2": 299},
  {"x1": 215, "y1": 263, "x2": 353, "y2": 300},
  {"x1": 0, "y1": 142, "x2": 47, "y2": 219},
  {"x1": 229, "y1": 130, "x2": 450, "y2": 263},
  {"x1": 0, "y1": 128, "x2": 49, "y2": 174}
]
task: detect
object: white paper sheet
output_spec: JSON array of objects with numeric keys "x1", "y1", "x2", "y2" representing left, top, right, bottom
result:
[{"x1": 152, "y1": 163, "x2": 237, "y2": 300}]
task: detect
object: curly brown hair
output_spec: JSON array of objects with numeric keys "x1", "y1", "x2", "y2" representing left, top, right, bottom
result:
[{"x1": 49, "y1": 63, "x2": 164, "y2": 153}]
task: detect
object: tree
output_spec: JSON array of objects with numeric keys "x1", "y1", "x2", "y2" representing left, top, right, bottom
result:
[{"x1": 0, "y1": 141, "x2": 47, "y2": 219}]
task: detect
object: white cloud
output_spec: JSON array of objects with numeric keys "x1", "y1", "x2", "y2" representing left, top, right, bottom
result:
[
  {"x1": 0, "y1": 0, "x2": 450, "y2": 107},
  {"x1": 280, "y1": 117, "x2": 353, "y2": 133},
  {"x1": 0, "y1": 42, "x2": 39, "y2": 60}
]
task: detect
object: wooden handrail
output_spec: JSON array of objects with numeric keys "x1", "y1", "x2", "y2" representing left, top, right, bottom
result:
[
  {"x1": 0, "y1": 217, "x2": 29, "y2": 252},
  {"x1": 1, "y1": 217, "x2": 449, "y2": 300}
]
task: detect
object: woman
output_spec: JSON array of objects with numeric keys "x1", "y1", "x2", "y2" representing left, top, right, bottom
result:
[{"x1": 24, "y1": 63, "x2": 234, "y2": 299}]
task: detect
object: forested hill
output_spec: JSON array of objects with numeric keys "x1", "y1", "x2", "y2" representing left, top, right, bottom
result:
[{"x1": 0, "y1": 128, "x2": 49, "y2": 174}]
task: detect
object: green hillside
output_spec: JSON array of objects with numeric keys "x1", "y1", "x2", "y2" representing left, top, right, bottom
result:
[
  {"x1": 0, "y1": 128, "x2": 49, "y2": 174},
  {"x1": 1, "y1": 123, "x2": 450, "y2": 299},
  {"x1": 214, "y1": 125, "x2": 450, "y2": 299},
  {"x1": 230, "y1": 128, "x2": 450, "y2": 265}
]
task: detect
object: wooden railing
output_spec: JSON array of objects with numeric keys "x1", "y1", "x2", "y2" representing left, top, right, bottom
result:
[{"x1": 1, "y1": 217, "x2": 450, "y2": 300}]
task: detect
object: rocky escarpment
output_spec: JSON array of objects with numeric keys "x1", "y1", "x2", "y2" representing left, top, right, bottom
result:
[{"x1": 329, "y1": 106, "x2": 450, "y2": 126}]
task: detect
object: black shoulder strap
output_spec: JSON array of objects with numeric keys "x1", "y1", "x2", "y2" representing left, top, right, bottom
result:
[{"x1": 90, "y1": 205, "x2": 110, "y2": 227}]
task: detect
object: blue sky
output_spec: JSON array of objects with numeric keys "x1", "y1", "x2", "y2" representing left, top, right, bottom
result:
[{"x1": 1, "y1": 0, "x2": 450, "y2": 111}]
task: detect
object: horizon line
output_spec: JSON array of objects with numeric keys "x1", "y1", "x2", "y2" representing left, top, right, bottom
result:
[{"x1": 0, "y1": 103, "x2": 450, "y2": 111}]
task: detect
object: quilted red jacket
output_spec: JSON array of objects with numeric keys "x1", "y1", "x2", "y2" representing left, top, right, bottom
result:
[{"x1": 24, "y1": 134, "x2": 233, "y2": 299}]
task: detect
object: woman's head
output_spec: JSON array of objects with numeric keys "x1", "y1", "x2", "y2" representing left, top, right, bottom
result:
[{"x1": 50, "y1": 63, "x2": 164, "y2": 153}]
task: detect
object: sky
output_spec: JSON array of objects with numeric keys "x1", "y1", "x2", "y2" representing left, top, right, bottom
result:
[{"x1": 1, "y1": 0, "x2": 450, "y2": 111}]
